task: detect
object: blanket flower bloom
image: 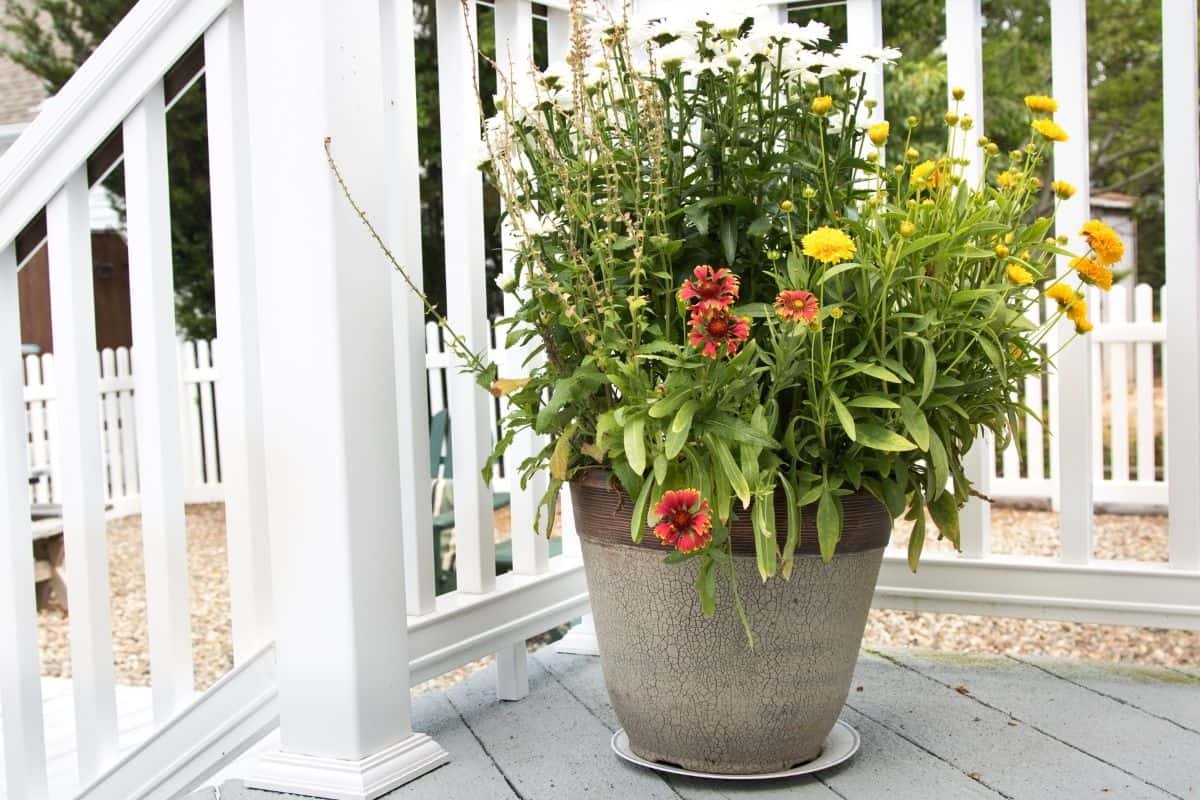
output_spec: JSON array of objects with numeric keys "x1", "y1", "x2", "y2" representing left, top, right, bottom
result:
[
  {"x1": 652, "y1": 489, "x2": 713, "y2": 553},
  {"x1": 1031, "y1": 118, "x2": 1069, "y2": 142},
  {"x1": 1071, "y1": 256, "x2": 1113, "y2": 290},
  {"x1": 775, "y1": 289, "x2": 819, "y2": 323},
  {"x1": 680, "y1": 265, "x2": 740, "y2": 309},
  {"x1": 801, "y1": 227, "x2": 856, "y2": 264},
  {"x1": 1024, "y1": 94, "x2": 1059, "y2": 113},
  {"x1": 1079, "y1": 219, "x2": 1125, "y2": 265},
  {"x1": 689, "y1": 306, "x2": 751, "y2": 358}
]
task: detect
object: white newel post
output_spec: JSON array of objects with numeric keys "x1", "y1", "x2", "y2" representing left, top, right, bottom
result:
[{"x1": 241, "y1": 2, "x2": 448, "y2": 798}]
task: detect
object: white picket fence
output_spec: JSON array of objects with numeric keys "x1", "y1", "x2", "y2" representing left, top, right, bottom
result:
[
  {"x1": 21, "y1": 288, "x2": 1168, "y2": 519},
  {"x1": 990, "y1": 282, "x2": 1167, "y2": 510}
]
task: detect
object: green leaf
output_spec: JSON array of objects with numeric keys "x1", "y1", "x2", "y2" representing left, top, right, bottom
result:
[
  {"x1": 847, "y1": 394, "x2": 899, "y2": 409},
  {"x1": 897, "y1": 232, "x2": 950, "y2": 260},
  {"x1": 672, "y1": 400, "x2": 700, "y2": 433},
  {"x1": 549, "y1": 424, "x2": 575, "y2": 480},
  {"x1": 696, "y1": 556, "x2": 717, "y2": 617},
  {"x1": 624, "y1": 416, "x2": 647, "y2": 476},
  {"x1": 928, "y1": 490, "x2": 961, "y2": 549},
  {"x1": 855, "y1": 424, "x2": 918, "y2": 452},
  {"x1": 786, "y1": 250, "x2": 805, "y2": 285},
  {"x1": 752, "y1": 497, "x2": 777, "y2": 580},
  {"x1": 907, "y1": 499, "x2": 926, "y2": 572},
  {"x1": 882, "y1": 478, "x2": 907, "y2": 519},
  {"x1": 928, "y1": 430, "x2": 949, "y2": 493},
  {"x1": 720, "y1": 216, "x2": 738, "y2": 264},
  {"x1": 648, "y1": 391, "x2": 692, "y2": 419},
  {"x1": 747, "y1": 216, "x2": 772, "y2": 238},
  {"x1": 653, "y1": 452, "x2": 668, "y2": 484},
  {"x1": 859, "y1": 364, "x2": 902, "y2": 383},
  {"x1": 630, "y1": 474, "x2": 655, "y2": 543},
  {"x1": 701, "y1": 415, "x2": 778, "y2": 448},
  {"x1": 779, "y1": 475, "x2": 800, "y2": 579},
  {"x1": 899, "y1": 397, "x2": 931, "y2": 451},
  {"x1": 920, "y1": 340, "x2": 937, "y2": 405},
  {"x1": 707, "y1": 433, "x2": 751, "y2": 508},
  {"x1": 829, "y1": 392, "x2": 856, "y2": 441},
  {"x1": 817, "y1": 485, "x2": 842, "y2": 562},
  {"x1": 684, "y1": 203, "x2": 710, "y2": 235}
]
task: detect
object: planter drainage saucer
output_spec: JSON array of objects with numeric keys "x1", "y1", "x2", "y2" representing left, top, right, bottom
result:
[{"x1": 611, "y1": 719, "x2": 860, "y2": 780}]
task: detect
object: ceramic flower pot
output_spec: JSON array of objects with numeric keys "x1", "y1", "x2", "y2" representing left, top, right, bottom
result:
[{"x1": 570, "y1": 470, "x2": 891, "y2": 775}]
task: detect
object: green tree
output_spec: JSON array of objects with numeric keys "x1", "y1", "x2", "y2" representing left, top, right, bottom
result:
[{"x1": 3, "y1": 0, "x2": 217, "y2": 338}]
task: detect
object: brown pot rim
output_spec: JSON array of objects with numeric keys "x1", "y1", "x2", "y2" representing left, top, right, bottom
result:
[{"x1": 569, "y1": 468, "x2": 892, "y2": 557}]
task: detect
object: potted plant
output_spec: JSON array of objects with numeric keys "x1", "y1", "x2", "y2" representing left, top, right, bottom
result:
[{"x1": 335, "y1": 0, "x2": 1124, "y2": 776}]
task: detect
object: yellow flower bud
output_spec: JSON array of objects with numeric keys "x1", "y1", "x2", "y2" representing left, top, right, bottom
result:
[
  {"x1": 899, "y1": 221, "x2": 916, "y2": 238},
  {"x1": 977, "y1": 136, "x2": 990, "y2": 147},
  {"x1": 802, "y1": 185, "x2": 817, "y2": 199},
  {"x1": 866, "y1": 151, "x2": 879, "y2": 163},
  {"x1": 905, "y1": 147, "x2": 920, "y2": 162},
  {"x1": 1052, "y1": 180, "x2": 1076, "y2": 199},
  {"x1": 906, "y1": 115, "x2": 919, "y2": 128},
  {"x1": 867, "y1": 121, "x2": 890, "y2": 147},
  {"x1": 952, "y1": 86, "x2": 966, "y2": 101},
  {"x1": 959, "y1": 115, "x2": 974, "y2": 131},
  {"x1": 811, "y1": 95, "x2": 834, "y2": 115},
  {"x1": 1057, "y1": 234, "x2": 1069, "y2": 245},
  {"x1": 780, "y1": 199, "x2": 794, "y2": 213},
  {"x1": 985, "y1": 143, "x2": 1000, "y2": 156},
  {"x1": 995, "y1": 243, "x2": 1011, "y2": 258},
  {"x1": 944, "y1": 111, "x2": 959, "y2": 126},
  {"x1": 829, "y1": 305, "x2": 844, "y2": 319}
]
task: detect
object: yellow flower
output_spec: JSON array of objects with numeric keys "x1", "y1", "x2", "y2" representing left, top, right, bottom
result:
[
  {"x1": 1079, "y1": 219, "x2": 1125, "y2": 265},
  {"x1": 811, "y1": 95, "x2": 833, "y2": 115},
  {"x1": 1006, "y1": 263, "x2": 1034, "y2": 285},
  {"x1": 1070, "y1": 256, "x2": 1113, "y2": 291},
  {"x1": 1024, "y1": 94, "x2": 1060, "y2": 113},
  {"x1": 802, "y1": 227, "x2": 856, "y2": 265},
  {"x1": 1074, "y1": 318, "x2": 1094, "y2": 334},
  {"x1": 952, "y1": 86, "x2": 966, "y2": 101},
  {"x1": 1051, "y1": 180, "x2": 1076, "y2": 199},
  {"x1": 829, "y1": 305, "x2": 844, "y2": 319},
  {"x1": 867, "y1": 121, "x2": 890, "y2": 146},
  {"x1": 996, "y1": 169, "x2": 1022, "y2": 190},
  {"x1": 1031, "y1": 118, "x2": 1069, "y2": 142},
  {"x1": 1066, "y1": 296, "x2": 1089, "y2": 324},
  {"x1": 911, "y1": 159, "x2": 938, "y2": 184},
  {"x1": 1045, "y1": 283, "x2": 1077, "y2": 307},
  {"x1": 996, "y1": 243, "x2": 1012, "y2": 258},
  {"x1": 899, "y1": 221, "x2": 916, "y2": 238}
]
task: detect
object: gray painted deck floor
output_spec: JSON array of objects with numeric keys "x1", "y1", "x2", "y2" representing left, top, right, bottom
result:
[{"x1": 204, "y1": 647, "x2": 1200, "y2": 800}]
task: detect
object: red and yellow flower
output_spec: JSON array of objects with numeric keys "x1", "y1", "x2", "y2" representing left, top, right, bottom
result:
[
  {"x1": 774, "y1": 289, "x2": 819, "y2": 323},
  {"x1": 679, "y1": 265, "x2": 739, "y2": 310},
  {"x1": 652, "y1": 489, "x2": 713, "y2": 553},
  {"x1": 688, "y1": 306, "x2": 751, "y2": 358}
]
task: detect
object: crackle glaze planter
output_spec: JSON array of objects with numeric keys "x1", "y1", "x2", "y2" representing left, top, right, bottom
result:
[{"x1": 570, "y1": 470, "x2": 892, "y2": 775}]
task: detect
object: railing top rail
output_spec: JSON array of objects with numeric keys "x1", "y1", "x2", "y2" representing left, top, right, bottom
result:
[{"x1": 0, "y1": 0, "x2": 228, "y2": 257}]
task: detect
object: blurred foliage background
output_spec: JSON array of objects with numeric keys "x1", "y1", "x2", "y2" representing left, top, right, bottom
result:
[{"x1": 2, "y1": 0, "x2": 1174, "y2": 336}]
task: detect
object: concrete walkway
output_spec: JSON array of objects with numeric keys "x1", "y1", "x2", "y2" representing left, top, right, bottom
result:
[{"x1": 201, "y1": 646, "x2": 1199, "y2": 800}]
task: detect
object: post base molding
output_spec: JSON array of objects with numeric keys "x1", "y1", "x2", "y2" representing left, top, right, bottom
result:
[
  {"x1": 555, "y1": 614, "x2": 600, "y2": 656},
  {"x1": 245, "y1": 733, "x2": 449, "y2": 800}
]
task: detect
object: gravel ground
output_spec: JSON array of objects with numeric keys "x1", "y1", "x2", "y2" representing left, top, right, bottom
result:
[{"x1": 36, "y1": 503, "x2": 1198, "y2": 693}]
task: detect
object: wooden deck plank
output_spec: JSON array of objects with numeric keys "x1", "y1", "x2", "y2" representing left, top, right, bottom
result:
[
  {"x1": 387, "y1": 690, "x2": 519, "y2": 799},
  {"x1": 849, "y1": 651, "x2": 1174, "y2": 799},
  {"x1": 1014, "y1": 655, "x2": 1200, "y2": 732},
  {"x1": 878, "y1": 648, "x2": 1199, "y2": 798},
  {"x1": 444, "y1": 657, "x2": 680, "y2": 799}
]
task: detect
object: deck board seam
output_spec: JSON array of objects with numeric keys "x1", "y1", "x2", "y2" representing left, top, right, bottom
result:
[
  {"x1": 843, "y1": 702, "x2": 1012, "y2": 799},
  {"x1": 442, "y1": 690, "x2": 528, "y2": 800},
  {"x1": 535, "y1": 657, "x2": 689, "y2": 800},
  {"x1": 865, "y1": 651, "x2": 1185, "y2": 800},
  {"x1": 1007, "y1": 656, "x2": 1200, "y2": 735},
  {"x1": 813, "y1": 774, "x2": 850, "y2": 799}
]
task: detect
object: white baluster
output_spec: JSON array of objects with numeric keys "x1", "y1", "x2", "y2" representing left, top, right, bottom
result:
[
  {"x1": 0, "y1": 243, "x2": 50, "y2": 800},
  {"x1": 946, "y1": 0, "x2": 990, "y2": 556},
  {"x1": 100, "y1": 348, "x2": 125, "y2": 498},
  {"x1": 383, "y1": 0, "x2": 438, "y2": 615},
  {"x1": 47, "y1": 167, "x2": 119, "y2": 780},
  {"x1": 846, "y1": 0, "x2": 884, "y2": 123},
  {"x1": 1163, "y1": 0, "x2": 1200, "y2": 569},
  {"x1": 125, "y1": 84, "x2": 196, "y2": 721},
  {"x1": 1050, "y1": 0, "x2": 1093, "y2": 564},
  {"x1": 205, "y1": 0, "x2": 274, "y2": 661},
  {"x1": 116, "y1": 347, "x2": 139, "y2": 496},
  {"x1": 437, "y1": 0, "x2": 496, "y2": 595},
  {"x1": 1134, "y1": 285, "x2": 1156, "y2": 484},
  {"x1": 1108, "y1": 286, "x2": 1130, "y2": 482}
]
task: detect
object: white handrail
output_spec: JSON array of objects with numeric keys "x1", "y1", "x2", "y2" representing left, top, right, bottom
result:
[{"x1": 0, "y1": 0, "x2": 230, "y2": 251}]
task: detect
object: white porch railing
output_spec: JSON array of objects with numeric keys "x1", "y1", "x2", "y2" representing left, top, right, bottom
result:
[
  {"x1": 16, "y1": 293, "x2": 1170, "y2": 519},
  {"x1": 0, "y1": 1, "x2": 1196, "y2": 800}
]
